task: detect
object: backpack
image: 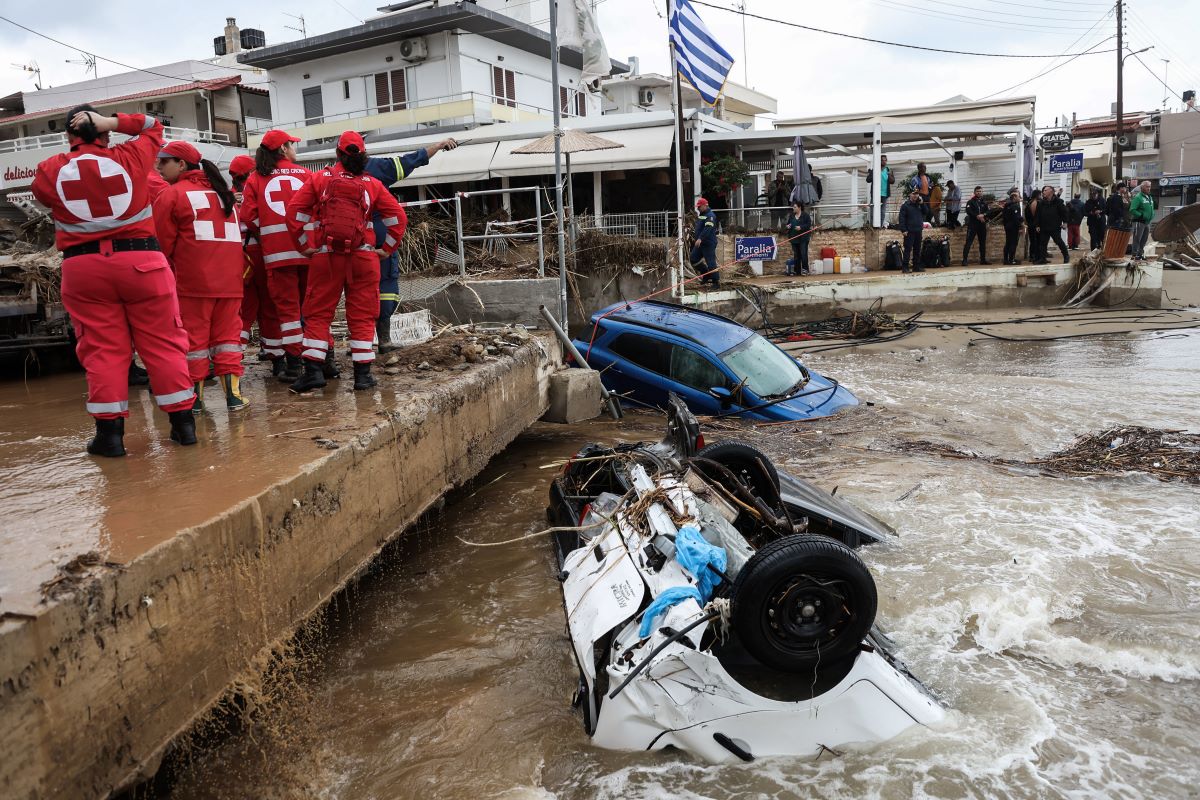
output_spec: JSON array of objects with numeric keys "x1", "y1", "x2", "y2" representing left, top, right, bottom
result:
[
  {"x1": 318, "y1": 172, "x2": 370, "y2": 253},
  {"x1": 884, "y1": 240, "x2": 902, "y2": 270},
  {"x1": 920, "y1": 238, "x2": 939, "y2": 268},
  {"x1": 938, "y1": 235, "x2": 951, "y2": 267}
]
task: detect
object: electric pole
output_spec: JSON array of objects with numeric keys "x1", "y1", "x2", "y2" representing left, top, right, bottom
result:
[{"x1": 1115, "y1": 0, "x2": 1124, "y2": 182}]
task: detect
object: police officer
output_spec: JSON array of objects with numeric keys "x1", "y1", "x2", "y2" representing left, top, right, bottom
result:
[
  {"x1": 691, "y1": 198, "x2": 719, "y2": 288},
  {"x1": 961, "y1": 186, "x2": 991, "y2": 266}
]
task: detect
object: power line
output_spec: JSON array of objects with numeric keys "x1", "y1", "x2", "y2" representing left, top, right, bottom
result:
[
  {"x1": 979, "y1": 7, "x2": 1114, "y2": 100},
  {"x1": 913, "y1": 0, "x2": 1113, "y2": 23},
  {"x1": 871, "y1": 0, "x2": 1105, "y2": 34},
  {"x1": 1124, "y1": 13, "x2": 1200, "y2": 92},
  {"x1": 690, "y1": 0, "x2": 1120, "y2": 57}
]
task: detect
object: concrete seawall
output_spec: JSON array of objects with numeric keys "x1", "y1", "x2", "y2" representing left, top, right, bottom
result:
[{"x1": 0, "y1": 339, "x2": 559, "y2": 798}]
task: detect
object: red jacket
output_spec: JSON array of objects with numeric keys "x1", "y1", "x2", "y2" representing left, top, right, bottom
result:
[
  {"x1": 153, "y1": 170, "x2": 243, "y2": 298},
  {"x1": 239, "y1": 159, "x2": 311, "y2": 270},
  {"x1": 285, "y1": 163, "x2": 407, "y2": 257},
  {"x1": 31, "y1": 113, "x2": 163, "y2": 250}
]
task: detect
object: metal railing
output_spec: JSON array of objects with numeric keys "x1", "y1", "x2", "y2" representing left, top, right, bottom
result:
[
  {"x1": 251, "y1": 91, "x2": 561, "y2": 137},
  {"x1": 577, "y1": 211, "x2": 676, "y2": 239},
  {"x1": 0, "y1": 126, "x2": 231, "y2": 154},
  {"x1": 713, "y1": 203, "x2": 876, "y2": 232}
]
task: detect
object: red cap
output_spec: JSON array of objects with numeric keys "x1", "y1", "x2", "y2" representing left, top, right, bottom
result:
[
  {"x1": 158, "y1": 141, "x2": 202, "y2": 164},
  {"x1": 336, "y1": 130, "x2": 366, "y2": 154},
  {"x1": 260, "y1": 129, "x2": 301, "y2": 151},
  {"x1": 228, "y1": 154, "x2": 255, "y2": 177},
  {"x1": 696, "y1": 198, "x2": 709, "y2": 208}
]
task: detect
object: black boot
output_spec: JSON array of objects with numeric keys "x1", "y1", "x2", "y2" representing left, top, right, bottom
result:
[
  {"x1": 289, "y1": 361, "x2": 327, "y2": 394},
  {"x1": 271, "y1": 357, "x2": 288, "y2": 379},
  {"x1": 353, "y1": 362, "x2": 377, "y2": 391},
  {"x1": 377, "y1": 321, "x2": 399, "y2": 354},
  {"x1": 87, "y1": 417, "x2": 126, "y2": 457},
  {"x1": 277, "y1": 353, "x2": 302, "y2": 382},
  {"x1": 322, "y1": 349, "x2": 340, "y2": 379},
  {"x1": 168, "y1": 410, "x2": 197, "y2": 446},
  {"x1": 128, "y1": 360, "x2": 149, "y2": 387}
]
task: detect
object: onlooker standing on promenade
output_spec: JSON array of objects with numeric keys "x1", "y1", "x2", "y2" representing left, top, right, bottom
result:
[
  {"x1": 1032, "y1": 185, "x2": 1069, "y2": 264},
  {"x1": 866, "y1": 155, "x2": 894, "y2": 227},
  {"x1": 769, "y1": 171, "x2": 791, "y2": 229},
  {"x1": 1105, "y1": 184, "x2": 1130, "y2": 232},
  {"x1": 944, "y1": 181, "x2": 962, "y2": 229},
  {"x1": 899, "y1": 190, "x2": 925, "y2": 273},
  {"x1": 1084, "y1": 187, "x2": 1107, "y2": 250},
  {"x1": 930, "y1": 181, "x2": 944, "y2": 226},
  {"x1": 1067, "y1": 193, "x2": 1085, "y2": 249},
  {"x1": 783, "y1": 200, "x2": 812, "y2": 276},
  {"x1": 1129, "y1": 180, "x2": 1156, "y2": 259},
  {"x1": 910, "y1": 162, "x2": 932, "y2": 221}
]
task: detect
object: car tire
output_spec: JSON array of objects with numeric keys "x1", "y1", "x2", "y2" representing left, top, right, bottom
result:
[
  {"x1": 732, "y1": 534, "x2": 877, "y2": 672},
  {"x1": 695, "y1": 440, "x2": 780, "y2": 497}
]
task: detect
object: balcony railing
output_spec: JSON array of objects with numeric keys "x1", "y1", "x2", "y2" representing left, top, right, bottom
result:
[{"x1": 0, "y1": 126, "x2": 231, "y2": 154}]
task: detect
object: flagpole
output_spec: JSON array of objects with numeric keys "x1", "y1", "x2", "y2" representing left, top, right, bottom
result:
[
  {"x1": 670, "y1": 29, "x2": 687, "y2": 300},
  {"x1": 549, "y1": 0, "x2": 569, "y2": 333}
]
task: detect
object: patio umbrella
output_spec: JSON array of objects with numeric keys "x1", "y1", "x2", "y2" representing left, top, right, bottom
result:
[
  {"x1": 512, "y1": 129, "x2": 624, "y2": 222},
  {"x1": 790, "y1": 135, "x2": 819, "y2": 206},
  {"x1": 1152, "y1": 202, "x2": 1200, "y2": 243}
]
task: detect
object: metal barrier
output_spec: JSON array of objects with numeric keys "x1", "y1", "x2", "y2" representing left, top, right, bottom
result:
[
  {"x1": 0, "y1": 126, "x2": 230, "y2": 154},
  {"x1": 713, "y1": 203, "x2": 877, "y2": 233},
  {"x1": 577, "y1": 211, "x2": 675, "y2": 239}
]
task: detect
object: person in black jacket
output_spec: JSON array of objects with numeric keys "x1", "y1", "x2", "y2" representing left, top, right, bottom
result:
[
  {"x1": 1032, "y1": 185, "x2": 1069, "y2": 264},
  {"x1": 898, "y1": 190, "x2": 925, "y2": 273},
  {"x1": 1084, "y1": 187, "x2": 1107, "y2": 250},
  {"x1": 961, "y1": 186, "x2": 990, "y2": 266},
  {"x1": 1001, "y1": 190, "x2": 1025, "y2": 265},
  {"x1": 1024, "y1": 191, "x2": 1039, "y2": 262},
  {"x1": 1105, "y1": 184, "x2": 1130, "y2": 232}
]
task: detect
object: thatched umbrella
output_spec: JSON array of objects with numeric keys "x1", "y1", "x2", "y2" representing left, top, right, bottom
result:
[{"x1": 512, "y1": 129, "x2": 623, "y2": 225}]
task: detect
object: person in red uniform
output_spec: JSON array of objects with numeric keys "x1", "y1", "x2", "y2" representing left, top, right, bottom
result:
[
  {"x1": 154, "y1": 141, "x2": 249, "y2": 413},
  {"x1": 285, "y1": 131, "x2": 406, "y2": 393},
  {"x1": 31, "y1": 106, "x2": 196, "y2": 457},
  {"x1": 229, "y1": 154, "x2": 283, "y2": 367},
  {"x1": 239, "y1": 130, "x2": 315, "y2": 382}
]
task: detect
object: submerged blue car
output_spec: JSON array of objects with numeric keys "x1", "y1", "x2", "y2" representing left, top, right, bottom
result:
[{"x1": 572, "y1": 301, "x2": 858, "y2": 421}]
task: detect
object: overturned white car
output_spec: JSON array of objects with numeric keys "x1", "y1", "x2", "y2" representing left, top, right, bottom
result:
[{"x1": 546, "y1": 396, "x2": 944, "y2": 764}]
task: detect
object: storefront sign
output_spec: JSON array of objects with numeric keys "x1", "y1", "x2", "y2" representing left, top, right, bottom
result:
[
  {"x1": 1049, "y1": 152, "x2": 1083, "y2": 174},
  {"x1": 734, "y1": 236, "x2": 777, "y2": 262},
  {"x1": 1039, "y1": 130, "x2": 1074, "y2": 152}
]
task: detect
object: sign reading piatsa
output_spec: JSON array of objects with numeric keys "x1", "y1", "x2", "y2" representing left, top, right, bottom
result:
[{"x1": 1039, "y1": 130, "x2": 1074, "y2": 153}]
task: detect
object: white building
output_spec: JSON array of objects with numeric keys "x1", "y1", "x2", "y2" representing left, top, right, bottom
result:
[
  {"x1": 237, "y1": 1, "x2": 626, "y2": 153},
  {"x1": 601, "y1": 64, "x2": 776, "y2": 129}
]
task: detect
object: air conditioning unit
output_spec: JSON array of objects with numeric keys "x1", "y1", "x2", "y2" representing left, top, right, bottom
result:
[
  {"x1": 637, "y1": 88, "x2": 655, "y2": 107},
  {"x1": 399, "y1": 37, "x2": 428, "y2": 61},
  {"x1": 146, "y1": 101, "x2": 167, "y2": 115}
]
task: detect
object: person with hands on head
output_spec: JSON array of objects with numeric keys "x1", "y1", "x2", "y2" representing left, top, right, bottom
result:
[
  {"x1": 31, "y1": 106, "x2": 196, "y2": 457},
  {"x1": 285, "y1": 130, "x2": 407, "y2": 394},
  {"x1": 154, "y1": 141, "x2": 248, "y2": 413}
]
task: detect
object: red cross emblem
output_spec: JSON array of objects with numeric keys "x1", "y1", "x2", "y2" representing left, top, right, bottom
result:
[
  {"x1": 55, "y1": 154, "x2": 132, "y2": 220},
  {"x1": 265, "y1": 174, "x2": 303, "y2": 217},
  {"x1": 186, "y1": 190, "x2": 240, "y2": 242}
]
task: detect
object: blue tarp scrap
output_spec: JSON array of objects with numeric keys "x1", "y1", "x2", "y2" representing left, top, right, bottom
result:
[{"x1": 637, "y1": 526, "x2": 727, "y2": 638}]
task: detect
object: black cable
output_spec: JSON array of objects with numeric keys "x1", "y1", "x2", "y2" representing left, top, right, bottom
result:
[
  {"x1": 609, "y1": 607, "x2": 721, "y2": 700},
  {"x1": 967, "y1": 322, "x2": 1200, "y2": 342},
  {"x1": 690, "y1": 0, "x2": 1119, "y2": 58}
]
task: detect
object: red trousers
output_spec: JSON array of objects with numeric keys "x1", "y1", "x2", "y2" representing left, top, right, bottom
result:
[
  {"x1": 240, "y1": 247, "x2": 283, "y2": 359},
  {"x1": 267, "y1": 263, "x2": 308, "y2": 357},
  {"x1": 61, "y1": 249, "x2": 194, "y2": 419},
  {"x1": 179, "y1": 295, "x2": 244, "y2": 382},
  {"x1": 1067, "y1": 224, "x2": 1081, "y2": 249},
  {"x1": 300, "y1": 251, "x2": 380, "y2": 365}
]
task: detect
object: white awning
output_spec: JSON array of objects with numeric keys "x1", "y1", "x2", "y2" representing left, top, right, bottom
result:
[
  {"x1": 377, "y1": 141, "x2": 498, "y2": 186},
  {"x1": 1080, "y1": 140, "x2": 1111, "y2": 169},
  {"x1": 489, "y1": 126, "x2": 674, "y2": 178}
]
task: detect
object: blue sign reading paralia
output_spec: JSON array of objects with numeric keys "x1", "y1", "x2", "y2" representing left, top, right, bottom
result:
[
  {"x1": 734, "y1": 236, "x2": 777, "y2": 262},
  {"x1": 1049, "y1": 152, "x2": 1084, "y2": 174}
]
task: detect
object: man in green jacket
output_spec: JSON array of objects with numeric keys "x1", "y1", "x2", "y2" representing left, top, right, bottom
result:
[{"x1": 1130, "y1": 180, "x2": 1156, "y2": 260}]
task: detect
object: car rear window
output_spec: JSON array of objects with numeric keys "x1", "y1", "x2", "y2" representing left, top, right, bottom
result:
[{"x1": 611, "y1": 333, "x2": 669, "y2": 375}]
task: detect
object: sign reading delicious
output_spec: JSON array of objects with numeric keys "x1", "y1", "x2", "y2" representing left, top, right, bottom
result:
[
  {"x1": 734, "y1": 236, "x2": 777, "y2": 262},
  {"x1": 1, "y1": 165, "x2": 37, "y2": 189},
  {"x1": 1040, "y1": 130, "x2": 1074, "y2": 152}
]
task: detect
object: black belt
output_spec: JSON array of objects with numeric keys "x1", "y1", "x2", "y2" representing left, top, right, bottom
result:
[{"x1": 62, "y1": 237, "x2": 160, "y2": 259}]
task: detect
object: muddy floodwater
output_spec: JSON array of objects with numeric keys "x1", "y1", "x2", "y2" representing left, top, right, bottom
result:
[{"x1": 164, "y1": 329, "x2": 1199, "y2": 800}]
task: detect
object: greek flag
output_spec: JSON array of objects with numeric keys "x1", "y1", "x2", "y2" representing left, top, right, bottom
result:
[{"x1": 669, "y1": 0, "x2": 734, "y2": 106}]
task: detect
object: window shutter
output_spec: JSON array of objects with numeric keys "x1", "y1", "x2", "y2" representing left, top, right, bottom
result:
[
  {"x1": 560, "y1": 87, "x2": 569, "y2": 115},
  {"x1": 374, "y1": 72, "x2": 390, "y2": 112},
  {"x1": 504, "y1": 70, "x2": 516, "y2": 107},
  {"x1": 576, "y1": 92, "x2": 587, "y2": 117},
  {"x1": 390, "y1": 69, "x2": 407, "y2": 110},
  {"x1": 493, "y1": 66, "x2": 504, "y2": 102}
]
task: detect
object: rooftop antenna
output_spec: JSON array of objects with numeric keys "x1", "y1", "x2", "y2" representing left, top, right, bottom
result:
[
  {"x1": 66, "y1": 51, "x2": 98, "y2": 79},
  {"x1": 1161, "y1": 58, "x2": 1170, "y2": 110},
  {"x1": 283, "y1": 12, "x2": 308, "y2": 39},
  {"x1": 11, "y1": 61, "x2": 43, "y2": 90}
]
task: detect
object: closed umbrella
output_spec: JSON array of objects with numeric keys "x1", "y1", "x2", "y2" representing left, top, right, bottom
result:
[
  {"x1": 790, "y1": 136, "x2": 818, "y2": 206},
  {"x1": 1023, "y1": 136, "x2": 1036, "y2": 198}
]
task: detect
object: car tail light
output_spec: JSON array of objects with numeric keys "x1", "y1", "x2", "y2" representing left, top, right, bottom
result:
[
  {"x1": 565, "y1": 351, "x2": 575, "y2": 365},
  {"x1": 696, "y1": 433, "x2": 705, "y2": 450},
  {"x1": 578, "y1": 502, "x2": 592, "y2": 526}
]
